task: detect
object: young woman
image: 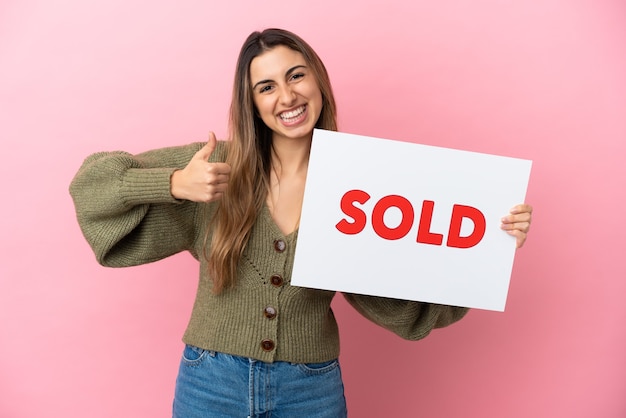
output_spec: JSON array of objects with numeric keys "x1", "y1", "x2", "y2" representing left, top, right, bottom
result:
[{"x1": 70, "y1": 28, "x2": 532, "y2": 418}]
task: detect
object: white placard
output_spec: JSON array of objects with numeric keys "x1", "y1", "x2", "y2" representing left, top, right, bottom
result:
[{"x1": 291, "y1": 129, "x2": 532, "y2": 311}]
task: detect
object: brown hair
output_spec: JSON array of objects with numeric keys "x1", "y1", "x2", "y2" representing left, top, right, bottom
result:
[{"x1": 205, "y1": 28, "x2": 338, "y2": 293}]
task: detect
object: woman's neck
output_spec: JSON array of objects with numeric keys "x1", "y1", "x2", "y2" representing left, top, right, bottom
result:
[{"x1": 269, "y1": 136, "x2": 311, "y2": 176}]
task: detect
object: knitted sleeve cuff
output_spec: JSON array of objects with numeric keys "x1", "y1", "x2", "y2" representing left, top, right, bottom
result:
[{"x1": 121, "y1": 167, "x2": 181, "y2": 206}]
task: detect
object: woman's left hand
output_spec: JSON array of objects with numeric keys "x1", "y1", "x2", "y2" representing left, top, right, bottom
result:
[{"x1": 500, "y1": 204, "x2": 533, "y2": 248}]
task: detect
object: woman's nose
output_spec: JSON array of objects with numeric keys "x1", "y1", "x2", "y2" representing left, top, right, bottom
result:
[{"x1": 278, "y1": 85, "x2": 296, "y2": 105}]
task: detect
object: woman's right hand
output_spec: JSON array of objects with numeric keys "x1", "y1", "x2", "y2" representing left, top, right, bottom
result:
[{"x1": 170, "y1": 132, "x2": 231, "y2": 202}]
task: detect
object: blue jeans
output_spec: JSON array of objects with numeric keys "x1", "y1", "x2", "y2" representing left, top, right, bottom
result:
[{"x1": 173, "y1": 345, "x2": 348, "y2": 417}]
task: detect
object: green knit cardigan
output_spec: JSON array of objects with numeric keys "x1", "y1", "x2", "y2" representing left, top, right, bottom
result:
[{"x1": 69, "y1": 141, "x2": 468, "y2": 363}]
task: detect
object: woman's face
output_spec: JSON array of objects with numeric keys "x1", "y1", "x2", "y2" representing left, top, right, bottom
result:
[{"x1": 250, "y1": 45, "x2": 323, "y2": 143}]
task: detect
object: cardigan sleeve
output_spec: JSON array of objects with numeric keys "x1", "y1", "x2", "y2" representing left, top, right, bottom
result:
[
  {"x1": 69, "y1": 141, "x2": 224, "y2": 267},
  {"x1": 342, "y1": 293, "x2": 469, "y2": 340}
]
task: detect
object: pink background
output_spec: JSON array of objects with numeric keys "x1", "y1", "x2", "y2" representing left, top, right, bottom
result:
[{"x1": 1, "y1": 0, "x2": 624, "y2": 417}]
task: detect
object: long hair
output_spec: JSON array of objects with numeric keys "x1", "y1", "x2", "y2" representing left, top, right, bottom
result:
[{"x1": 205, "y1": 28, "x2": 338, "y2": 293}]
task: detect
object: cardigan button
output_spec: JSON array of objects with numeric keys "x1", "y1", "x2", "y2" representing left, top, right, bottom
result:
[
  {"x1": 273, "y1": 239, "x2": 286, "y2": 253},
  {"x1": 264, "y1": 306, "x2": 277, "y2": 319},
  {"x1": 261, "y1": 339, "x2": 275, "y2": 351},
  {"x1": 270, "y1": 274, "x2": 284, "y2": 287}
]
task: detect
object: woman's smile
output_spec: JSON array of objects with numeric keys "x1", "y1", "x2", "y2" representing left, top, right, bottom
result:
[{"x1": 279, "y1": 104, "x2": 308, "y2": 125}]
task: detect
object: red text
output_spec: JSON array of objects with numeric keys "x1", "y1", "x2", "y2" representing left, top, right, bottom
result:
[{"x1": 335, "y1": 189, "x2": 486, "y2": 248}]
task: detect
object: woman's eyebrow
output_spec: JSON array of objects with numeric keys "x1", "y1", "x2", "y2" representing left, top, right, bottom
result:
[
  {"x1": 252, "y1": 65, "x2": 307, "y2": 90},
  {"x1": 285, "y1": 64, "x2": 307, "y2": 77},
  {"x1": 252, "y1": 78, "x2": 272, "y2": 90}
]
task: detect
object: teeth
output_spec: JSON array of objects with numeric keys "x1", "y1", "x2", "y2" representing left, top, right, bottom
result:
[{"x1": 280, "y1": 105, "x2": 305, "y2": 120}]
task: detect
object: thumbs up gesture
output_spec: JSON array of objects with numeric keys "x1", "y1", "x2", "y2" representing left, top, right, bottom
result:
[{"x1": 171, "y1": 132, "x2": 231, "y2": 202}]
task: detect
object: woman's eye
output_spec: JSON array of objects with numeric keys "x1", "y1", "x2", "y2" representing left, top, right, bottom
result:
[
  {"x1": 290, "y1": 73, "x2": 305, "y2": 81},
  {"x1": 259, "y1": 85, "x2": 273, "y2": 93}
]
